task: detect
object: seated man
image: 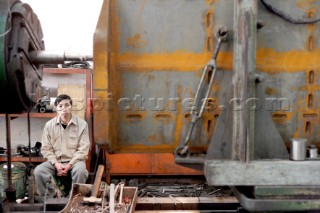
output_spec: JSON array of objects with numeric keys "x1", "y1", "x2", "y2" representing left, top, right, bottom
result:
[{"x1": 34, "y1": 94, "x2": 90, "y2": 198}]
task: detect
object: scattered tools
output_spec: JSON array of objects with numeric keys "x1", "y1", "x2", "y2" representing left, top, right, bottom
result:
[
  {"x1": 83, "y1": 164, "x2": 105, "y2": 204},
  {"x1": 136, "y1": 182, "x2": 233, "y2": 198},
  {"x1": 61, "y1": 181, "x2": 137, "y2": 213},
  {"x1": 17, "y1": 142, "x2": 42, "y2": 157}
]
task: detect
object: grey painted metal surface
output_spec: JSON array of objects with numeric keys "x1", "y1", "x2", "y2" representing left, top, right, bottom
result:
[
  {"x1": 254, "y1": 185, "x2": 320, "y2": 197},
  {"x1": 118, "y1": 0, "x2": 208, "y2": 54},
  {"x1": 253, "y1": 83, "x2": 289, "y2": 159},
  {"x1": 234, "y1": 186, "x2": 320, "y2": 211},
  {"x1": 214, "y1": 0, "x2": 320, "y2": 147},
  {"x1": 258, "y1": 0, "x2": 320, "y2": 51},
  {"x1": 96, "y1": 1, "x2": 320, "y2": 179},
  {"x1": 93, "y1": 0, "x2": 320, "y2": 210},
  {"x1": 204, "y1": 160, "x2": 320, "y2": 185},
  {"x1": 110, "y1": 0, "x2": 320, "y2": 150},
  {"x1": 96, "y1": 0, "x2": 319, "y2": 150},
  {"x1": 107, "y1": 0, "x2": 229, "y2": 150},
  {"x1": 206, "y1": 81, "x2": 289, "y2": 160}
]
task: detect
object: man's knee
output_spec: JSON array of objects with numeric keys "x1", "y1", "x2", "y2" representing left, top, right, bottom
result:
[
  {"x1": 74, "y1": 169, "x2": 88, "y2": 179},
  {"x1": 72, "y1": 166, "x2": 88, "y2": 177},
  {"x1": 34, "y1": 162, "x2": 54, "y2": 178},
  {"x1": 71, "y1": 161, "x2": 88, "y2": 183},
  {"x1": 34, "y1": 165, "x2": 43, "y2": 178}
]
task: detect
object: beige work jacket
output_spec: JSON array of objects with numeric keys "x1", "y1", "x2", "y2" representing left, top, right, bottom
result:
[{"x1": 41, "y1": 114, "x2": 90, "y2": 166}]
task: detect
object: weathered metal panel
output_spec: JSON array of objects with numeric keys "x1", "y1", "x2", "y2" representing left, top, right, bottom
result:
[
  {"x1": 255, "y1": 0, "x2": 320, "y2": 148},
  {"x1": 94, "y1": 0, "x2": 320, "y2": 154},
  {"x1": 117, "y1": 0, "x2": 208, "y2": 53},
  {"x1": 216, "y1": 0, "x2": 320, "y2": 149},
  {"x1": 106, "y1": 153, "x2": 203, "y2": 175},
  {"x1": 94, "y1": 0, "x2": 231, "y2": 153}
]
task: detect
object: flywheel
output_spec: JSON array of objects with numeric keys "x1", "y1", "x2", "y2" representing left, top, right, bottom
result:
[{"x1": 0, "y1": 0, "x2": 44, "y2": 113}]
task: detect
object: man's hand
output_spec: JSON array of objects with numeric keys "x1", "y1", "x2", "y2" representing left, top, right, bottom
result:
[
  {"x1": 54, "y1": 163, "x2": 72, "y2": 176},
  {"x1": 54, "y1": 162, "x2": 65, "y2": 176},
  {"x1": 62, "y1": 164, "x2": 72, "y2": 175}
]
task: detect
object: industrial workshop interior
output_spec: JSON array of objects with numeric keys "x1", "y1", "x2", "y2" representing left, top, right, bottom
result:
[{"x1": 1, "y1": 0, "x2": 320, "y2": 212}]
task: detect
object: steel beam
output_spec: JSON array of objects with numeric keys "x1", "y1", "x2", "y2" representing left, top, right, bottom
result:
[
  {"x1": 232, "y1": 0, "x2": 257, "y2": 161},
  {"x1": 234, "y1": 186, "x2": 320, "y2": 212},
  {"x1": 254, "y1": 186, "x2": 320, "y2": 198},
  {"x1": 205, "y1": 160, "x2": 320, "y2": 186}
]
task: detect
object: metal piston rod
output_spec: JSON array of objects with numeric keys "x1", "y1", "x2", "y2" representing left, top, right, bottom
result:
[
  {"x1": 29, "y1": 51, "x2": 92, "y2": 65},
  {"x1": 174, "y1": 27, "x2": 228, "y2": 157}
]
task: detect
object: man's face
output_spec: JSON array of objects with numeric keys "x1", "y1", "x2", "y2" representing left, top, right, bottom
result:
[{"x1": 55, "y1": 99, "x2": 72, "y2": 117}]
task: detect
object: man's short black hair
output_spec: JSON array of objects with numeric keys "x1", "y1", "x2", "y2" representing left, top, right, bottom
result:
[{"x1": 54, "y1": 94, "x2": 73, "y2": 106}]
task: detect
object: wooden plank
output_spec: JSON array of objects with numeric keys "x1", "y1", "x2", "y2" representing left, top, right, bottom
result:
[
  {"x1": 58, "y1": 84, "x2": 86, "y2": 119},
  {"x1": 0, "y1": 113, "x2": 56, "y2": 118},
  {"x1": 0, "y1": 157, "x2": 45, "y2": 163},
  {"x1": 205, "y1": 160, "x2": 320, "y2": 186}
]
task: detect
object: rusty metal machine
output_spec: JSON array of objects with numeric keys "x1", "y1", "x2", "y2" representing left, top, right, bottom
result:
[
  {"x1": 2, "y1": 0, "x2": 320, "y2": 211},
  {"x1": 0, "y1": 0, "x2": 92, "y2": 114},
  {"x1": 93, "y1": 0, "x2": 320, "y2": 211}
]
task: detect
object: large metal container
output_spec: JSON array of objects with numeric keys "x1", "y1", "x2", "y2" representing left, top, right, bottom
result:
[
  {"x1": 0, "y1": 162, "x2": 26, "y2": 199},
  {"x1": 93, "y1": 0, "x2": 320, "y2": 174}
]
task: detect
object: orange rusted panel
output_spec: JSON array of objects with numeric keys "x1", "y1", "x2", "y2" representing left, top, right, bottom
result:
[
  {"x1": 106, "y1": 152, "x2": 203, "y2": 175},
  {"x1": 107, "y1": 153, "x2": 153, "y2": 174},
  {"x1": 153, "y1": 154, "x2": 203, "y2": 175},
  {"x1": 93, "y1": 0, "x2": 111, "y2": 146}
]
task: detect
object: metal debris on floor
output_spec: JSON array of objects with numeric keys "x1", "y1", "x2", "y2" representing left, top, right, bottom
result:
[{"x1": 137, "y1": 183, "x2": 234, "y2": 198}]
